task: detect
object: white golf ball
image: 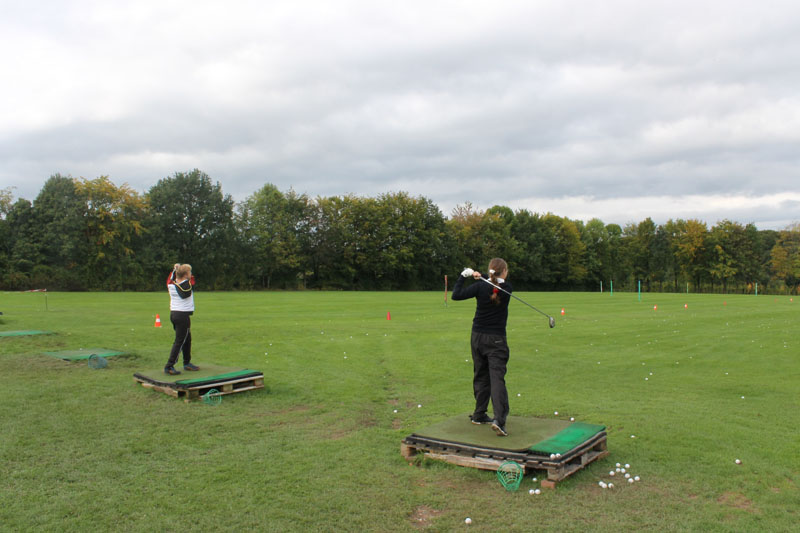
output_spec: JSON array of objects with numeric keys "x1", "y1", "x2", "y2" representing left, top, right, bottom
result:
[
  {"x1": 615, "y1": 468, "x2": 621, "y2": 473},
  {"x1": 631, "y1": 435, "x2": 636, "y2": 438},
  {"x1": 529, "y1": 489, "x2": 535, "y2": 495},
  {"x1": 465, "y1": 517, "x2": 472, "y2": 524},
  {"x1": 609, "y1": 471, "x2": 615, "y2": 476},
  {"x1": 570, "y1": 417, "x2": 575, "y2": 422},
  {"x1": 556, "y1": 453, "x2": 561, "y2": 459},
  {"x1": 616, "y1": 463, "x2": 621, "y2": 467},
  {"x1": 534, "y1": 489, "x2": 541, "y2": 495},
  {"x1": 645, "y1": 378, "x2": 648, "y2": 381},
  {"x1": 554, "y1": 411, "x2": 558, "y2": 415},
  {"x1": 550, "y1": 454, "x2": 556, "y2": 460},
  {"x1": 634, "y1": 476, "x2": 640, "y2": 481},
  {"x1": 517, "y1": 393, "x2": 521, "y2": 397},
  {"x1": 532, "y1": 477, "x2": 537, "y2": 482},
  {"x1": 624, "y1": 473, "x2": 631, "y2": 479},
  {"x1": 598, "y1": 481, "x2": 606, "y2": 488},
  {"x1": 417, "y1": 404, "x2": 422, "y2": 408},
  {"x1": 608, "y1": 483, "x2": 614, "y2": 488},
  {"x1": 393, "y1": 409, "x2": 397, "y2": 413},
  {"x1": 735, "y1": 459, "x2": 741, "y2": 465},
  {"x1": 620, "y1": 468, "x2": 626, "y2": 473},
  {"x1": 625, "y1": 464, "x2": 630, "y2": 468}
]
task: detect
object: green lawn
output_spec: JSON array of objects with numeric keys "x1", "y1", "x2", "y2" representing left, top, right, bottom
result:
[{"x1": 1, "y1": 290, "x2": 798, "y2": 531}]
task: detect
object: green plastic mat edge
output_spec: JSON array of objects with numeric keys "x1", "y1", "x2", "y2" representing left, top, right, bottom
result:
[{"x1": 528, "y1": 422, "x2": 606, "y2": 455}]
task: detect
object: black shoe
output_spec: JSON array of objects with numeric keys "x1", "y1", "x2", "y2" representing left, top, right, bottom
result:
[
  {"x1": 470, "y1": 413, "x2": 493, "y2": 425},
  {"x1": 183, "y1": 363, "x2": 200, "y2": 371},
  {"x1": 164, "y1": 366, "x2": 181, "y2": 376},
  {"x1": 491, "y1": 420, "x2": 508, "y2": 436}
]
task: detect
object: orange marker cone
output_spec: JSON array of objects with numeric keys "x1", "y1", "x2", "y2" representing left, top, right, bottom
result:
[
  {"x1": 387, "y1": 311, "x2": 391, "y2": 320},
  {"x1": 653, "y1": 305, "x2": 657, "y2": 311},
  {"x1": 561, "y1": 308, "x2": 565, "y2": 316},
  {"x1": 684, "y1": 303, "x2": 688, "y2": 309},
  {"x1": 154, "y1": 314, "x2": 162, "y2": 327}
]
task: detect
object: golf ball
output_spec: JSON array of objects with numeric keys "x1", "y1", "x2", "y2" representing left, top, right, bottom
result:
[
  {"x1": 609, "y1": 471, "x2": 615, "y2": 476},
  {"x1": 624, "y1": 473, "x2": 630, "y2": 479},
  {"x1": 517, "y1": 393, "x2": 521, "y2": 397},
  {"x1": 534, "y1": 489, "x2": 541, "y2": 495},
  {"x1": 616, "y1": 463, "x2": 621, "y2": 467},
  {"x1": 620, "y1": 468, "x2": 626, "y2": 473},
  {"x1": 529, "y1": 489, "x2": 535, "y2": 495},
  {"x1": 531, "y1": 477, "x2": 537, "y2": 482},
  {"x1": 556, "y1": 453, "x2": 561, "y2": 459},
  {"x1": 554, "y1": 411, "x2": 558, "y2": 415},
  {"x1": 550, "y1": 454, "x2": 556, "y2": 460},
  {"x1": 634, "y1": 476, "x2": 640, "y2": 481},
  {"x1": 417, "y1": 404, "x2": 422, "y2": 408},
  {"x1": 735, "y1": 459, "x2": 741, "y2": 465},
  {"x1": 608, "y1": 483, "x2": 614, "y2": 488},
  {"x1": 628, "y1": 478, "x2": 634, "y2": 484},
  {"x1": 631, "y1": 435, "x2": 636, "y2": 438},
  {"x1": 625, "y1": 464, "x2": 630, "y2": 468},
  {"x1": 393, "y1": 409, "x2": 397, "y2": 413},
  {"x1": 570, "y1": 417, "x2": 575, "y2": 422},
  {"x1": 465, "y1": 517, "x2": 472, "y2": 524}
]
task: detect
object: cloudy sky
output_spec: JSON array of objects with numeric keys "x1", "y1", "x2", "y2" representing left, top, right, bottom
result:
[{"x1": 2, "y1": 0, "x2": 799, "y2": 229}]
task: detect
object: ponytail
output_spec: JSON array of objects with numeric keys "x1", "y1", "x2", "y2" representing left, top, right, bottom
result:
[{"x1": 488, "y1": 258, "x2": 508, "y2": 305}]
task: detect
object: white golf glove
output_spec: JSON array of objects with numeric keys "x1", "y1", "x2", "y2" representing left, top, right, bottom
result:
[{"x1": 461, "y1": 267, "x2": 474, "y2": 278}]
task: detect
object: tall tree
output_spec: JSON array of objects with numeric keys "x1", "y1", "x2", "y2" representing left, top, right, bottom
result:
[
  {"x1": 144, "y1": 170, "x2": 237, "y2": 289},
  {"x1": 674, "y1": 219, "x2": 709, "y2": 291},
  {"x1": 74, "y1": 176, "x2": 147, "y2": 289},
  {"x1": 770, "y1": 223, "x2": 800, "y2": 294}
]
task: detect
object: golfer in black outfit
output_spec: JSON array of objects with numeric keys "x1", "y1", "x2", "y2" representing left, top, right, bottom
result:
[{"x1": 452, "y1": 258, "x2": 512, "y2": 436}]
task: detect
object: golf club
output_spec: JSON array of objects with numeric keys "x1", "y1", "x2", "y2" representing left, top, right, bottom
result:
[{"x1": 478, "y1": 276, "x2": 556, "y2": 328}]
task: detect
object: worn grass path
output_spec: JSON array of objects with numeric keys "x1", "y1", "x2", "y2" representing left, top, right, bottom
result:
[{"x1": 1, "y1": 290, "x2": 798, "y2": 531}]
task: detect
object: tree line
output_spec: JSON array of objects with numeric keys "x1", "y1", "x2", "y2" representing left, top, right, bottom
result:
[{"x1": 1, "y1": 170, "x2": 798, "y2": 293}]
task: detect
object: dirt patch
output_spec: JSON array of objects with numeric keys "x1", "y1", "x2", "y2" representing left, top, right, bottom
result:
[
  {"x1": 388, "y1": 398, "x2": 399, "y2": 406},
  {"x1": 392, "y1": 418, "x2": 403, "y2": 430},
  {"x1": 717, "y1": 492, "x2": 756, "y2": 513},
  {"x1": 408, "y1": 505, "x2": 442, "y2": 529}
]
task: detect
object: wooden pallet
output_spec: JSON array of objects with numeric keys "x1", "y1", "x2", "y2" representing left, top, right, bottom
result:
[
  {"x1": 401, "y1": 431, "x2": 608, "y2": 488},
  {"x1": 134, "y1": 374, "x2": 264, "y2": 403}
]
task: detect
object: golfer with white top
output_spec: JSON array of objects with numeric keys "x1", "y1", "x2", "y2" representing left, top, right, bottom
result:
[{"x1": 164, "y1": 263, "x2": 199, "y2": 375}]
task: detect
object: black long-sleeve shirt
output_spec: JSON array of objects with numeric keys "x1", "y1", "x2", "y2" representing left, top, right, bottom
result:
[{"x1": 452, "y1": 274, "x2": 512, "y2": 336}]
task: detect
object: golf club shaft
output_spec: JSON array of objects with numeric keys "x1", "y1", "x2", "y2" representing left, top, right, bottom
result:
[{"x1": 478, "y1": 276, "x2": 553, "y2": 319}]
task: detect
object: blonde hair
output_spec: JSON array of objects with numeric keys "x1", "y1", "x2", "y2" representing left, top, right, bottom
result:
[
  {"x1": 176, "y1": 264, "x2": 192, "y2": 279},
  {"x1": 488, "y1": 258, "x2": 507, "y2": 305}
]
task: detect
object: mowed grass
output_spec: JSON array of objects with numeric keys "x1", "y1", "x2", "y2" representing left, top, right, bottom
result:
[{"x1": 1, "y1": 290, "x2": 798, "y2": 532}]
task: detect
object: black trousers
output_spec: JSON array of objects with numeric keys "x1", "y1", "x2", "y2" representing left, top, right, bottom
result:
[
  {"x1": 470, "y1": 331, "x2": 510, "y2": 425},
  {"x1": 166, "y1": 311, "x2": 192, "y2": 367}
]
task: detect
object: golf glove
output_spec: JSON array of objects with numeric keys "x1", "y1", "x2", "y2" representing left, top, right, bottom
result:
[{"x1": 461, "y1": 268, "x2": 474, "y2": 278}]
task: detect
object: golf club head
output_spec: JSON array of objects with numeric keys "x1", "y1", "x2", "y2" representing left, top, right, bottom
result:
[{"x1": 549, "y1": 316, "x2": 555, "y2": 328}]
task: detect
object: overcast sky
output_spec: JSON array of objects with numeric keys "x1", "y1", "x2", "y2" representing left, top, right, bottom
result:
[{"x1": 2, "y1": 0, "x2": 799, "y2": 229}]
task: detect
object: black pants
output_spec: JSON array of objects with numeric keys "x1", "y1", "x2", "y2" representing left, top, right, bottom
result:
[
  {"x1": 470, "y1": 331, "x2": 510, "y2": 425},
  {"x1": 166, "y1": 311, "x2": 192, "y2": 368}
]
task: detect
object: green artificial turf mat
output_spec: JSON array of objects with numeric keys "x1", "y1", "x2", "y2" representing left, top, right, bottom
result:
[
  {"x1": 134, "y1": 365, "x2": 262, "y2": 388},
  {"x1": 43, "y1": 348, "x2": 124, "y2": 361},
  {"x1": 412, "y1": 415, "x2": 573, "y2": 452},
  {"x1": 0, "y1": 330, "x2": 53, "y2": 337}
]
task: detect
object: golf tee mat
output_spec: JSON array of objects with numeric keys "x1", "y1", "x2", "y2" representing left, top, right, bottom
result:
[
  {"x1": 0, "y1": 330, "x2": 53, "y2": 337},
  {"x1": 43, "y1": 348, "x2": 125, "y2": 361},
  {"x1": 402, "y1": 415, "x2": 608, "y2": 487},
  {"x1": 133, "y1": 364, "x2": 264, "y2": 402}
]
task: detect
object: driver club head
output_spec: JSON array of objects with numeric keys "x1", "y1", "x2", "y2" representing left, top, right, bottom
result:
[{"x1": 549, "y1": 316, "x2": 556, "y2": 328}]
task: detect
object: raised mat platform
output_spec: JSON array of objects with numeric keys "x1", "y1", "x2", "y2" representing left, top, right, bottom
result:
[
  {"x1": 401, "y1": 415, "x2": 608, "y2": 488},
  {"x1": 0, "y1": 330, "x2": 53, "y2": 337},
  {"x1": 133, "y1": 365, "x2": 264, "y2": 402},
  {"x1": 44, "y1": 348, "x2": 125, "y2": 361}
]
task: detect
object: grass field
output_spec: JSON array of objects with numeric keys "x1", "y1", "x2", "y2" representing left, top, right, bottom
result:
[{"x1": 1, "y1": 290, "x2": 798, "y2": 531}]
